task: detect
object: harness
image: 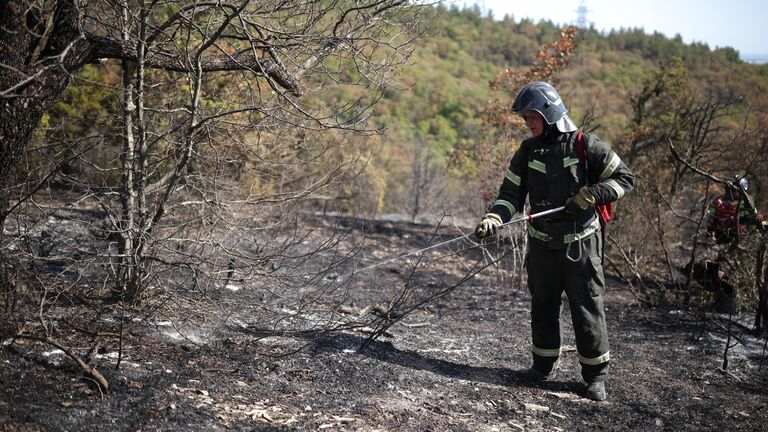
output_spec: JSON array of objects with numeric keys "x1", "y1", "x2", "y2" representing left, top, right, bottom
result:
[
  {"x1": 525, "y1": 131, "x2": 602, "y2": 256},
  {"x1": 527, "y1": 217, "x2": 600, "y2": 245}
]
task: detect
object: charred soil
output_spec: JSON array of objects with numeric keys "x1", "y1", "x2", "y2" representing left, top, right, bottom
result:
[{"x1": 1, "y1": 214, "x2": 767, "y2": 431}]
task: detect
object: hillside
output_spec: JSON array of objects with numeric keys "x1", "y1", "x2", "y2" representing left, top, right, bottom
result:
[
  {"x1": 359, "y1": 5, "x2": 768, "y2": 217},
  {"x1": 43, "y1": 5, "x2": 768, "y2": 219}
]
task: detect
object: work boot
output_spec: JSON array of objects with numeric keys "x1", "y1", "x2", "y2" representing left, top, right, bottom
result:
[
  {"x1": 586, "y1": 381, "x2": 607, "y2": 401},
  {"x1": 517, "y1": 366, "x2": 558, "y2": 382}
]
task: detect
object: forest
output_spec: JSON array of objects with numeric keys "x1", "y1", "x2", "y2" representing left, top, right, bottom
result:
[{"x1": 1, "y1": 1, "x2": 767, "y2": 430}]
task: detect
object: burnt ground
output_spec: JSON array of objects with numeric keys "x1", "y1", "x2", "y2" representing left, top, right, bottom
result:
[{"x1": 1, "y1": 214, "x2": 768, "y2": 431}]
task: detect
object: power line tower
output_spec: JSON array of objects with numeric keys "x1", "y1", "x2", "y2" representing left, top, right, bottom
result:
[{"x1": 576, "y1": 0, "x2": 589, "y2": 30}]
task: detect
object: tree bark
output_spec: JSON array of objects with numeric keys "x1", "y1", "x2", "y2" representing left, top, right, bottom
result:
[{"x1": 0, "y1": 0, "x2": 89, "y2": 228}]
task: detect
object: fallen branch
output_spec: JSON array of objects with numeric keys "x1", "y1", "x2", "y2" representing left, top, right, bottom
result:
[
  {"x1": 358, "y1": 245, "x2": 497, "y2": 352},
  {"x1": 716, "y1": 367, "x2": 741, "y2": 381},
  {"x1": 12, "y1": 334, "x2": 109, "y2": 394}
]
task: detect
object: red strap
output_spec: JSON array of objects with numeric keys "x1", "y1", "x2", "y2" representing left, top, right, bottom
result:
[
  {"x1": 600, "y1": 202, "x2": 613, "y2": 223},
  {"x1": 576, "y1": 131, "x2": 586, "y2": 164}
]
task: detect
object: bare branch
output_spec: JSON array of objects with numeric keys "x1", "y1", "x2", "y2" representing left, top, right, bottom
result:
[
  {"x1": 668, "y1": 137, "x2": 728, "y2": 185},
  {"x1": 11, "y1": 334, "x2": 109, "y2": 393},
  {"x1": 86, "y1": 34, "x2": 302, "y2": 95}
]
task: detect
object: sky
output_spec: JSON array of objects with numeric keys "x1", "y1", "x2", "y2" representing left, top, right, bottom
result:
[{"x1": 445, "y1": 0, "x2": 768, "y2": 59}]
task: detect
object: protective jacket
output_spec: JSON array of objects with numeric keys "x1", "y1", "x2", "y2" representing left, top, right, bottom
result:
[{"x1": 489, "y1": 130, "x2": 634, "y2": 237}]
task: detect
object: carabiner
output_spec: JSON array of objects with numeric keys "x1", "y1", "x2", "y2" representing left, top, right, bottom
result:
[{"x1": 565, "y1": 222, "x2": 584, "y2": 262}]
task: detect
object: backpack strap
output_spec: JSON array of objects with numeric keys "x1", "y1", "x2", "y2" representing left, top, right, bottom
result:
[{"x1": 575, "y1": 131, "x2": 588, "y2": 184}]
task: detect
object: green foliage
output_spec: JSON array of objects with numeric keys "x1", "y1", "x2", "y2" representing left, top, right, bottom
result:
[
  {"x1": 48, "y1": 5, "x2": 768, "y2": 217},
  {"x1": 364, "y1": 6, "x2": 767, "y2": 216},
  {"x1": 48, "y1": 64, "x2": 119, "y2": 140}
]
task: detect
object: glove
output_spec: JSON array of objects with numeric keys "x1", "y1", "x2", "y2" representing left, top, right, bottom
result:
[
  {"x1": 565, "y1": 186, "x2": 597, "y2": 215},
  {"x1": 475, "y1": 213, "x2": 503, "y2": 239}
]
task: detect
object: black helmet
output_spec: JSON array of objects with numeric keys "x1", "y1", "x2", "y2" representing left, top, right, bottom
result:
[{"x1": 512, "y1": 81, "x2": 568, "y2": 125}]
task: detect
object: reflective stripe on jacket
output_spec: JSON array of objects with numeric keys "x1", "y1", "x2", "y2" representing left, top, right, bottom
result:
[{"x1": 489, "y1": 130, "x2": 634, "y2": 239}]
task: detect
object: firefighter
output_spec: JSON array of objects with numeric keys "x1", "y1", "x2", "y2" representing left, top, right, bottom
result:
[
  {"x1": 475, "y1": 81, "x2": 635, "y2": 401},
  {"x1": 701, "y1": 175, "x2": 767, "y2": 313},
  {"x1": 708, "y1": 176, "x2": 765, "y2": 245}
]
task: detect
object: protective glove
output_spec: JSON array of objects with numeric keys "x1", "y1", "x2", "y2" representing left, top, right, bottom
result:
[
  {"x1": 564, "y1": 186, "x2": 597, "y2": 215},
  {"x1": 475, "y1": 213, "x2": 503, "y2": 239}
]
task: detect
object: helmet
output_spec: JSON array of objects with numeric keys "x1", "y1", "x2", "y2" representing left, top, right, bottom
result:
[
  {"x1": 512, "y1": 81, "x2": 577, "y2": 132},
  {"x1": 735, "y1": 175, "x2": 749, "y2": 191},
  {"x1": 512, "y1": 81, "x2": 567, "y2": 124}
]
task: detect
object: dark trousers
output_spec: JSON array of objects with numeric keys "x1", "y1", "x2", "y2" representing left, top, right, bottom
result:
[{"x1": 526, "y1": 227, "x2": 610, "y2": 383}]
